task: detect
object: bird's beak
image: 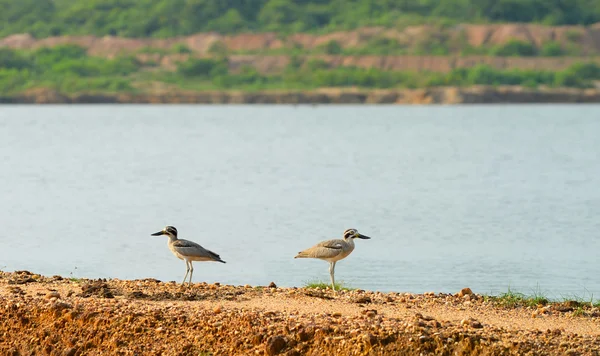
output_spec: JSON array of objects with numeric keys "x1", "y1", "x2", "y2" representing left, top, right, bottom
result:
[
  {"x1": 357, "y1": 233, "x2": 371, "y2": 239},
  {"x1": 151, "y1": 230, "x2": 165, "y2": 236}
]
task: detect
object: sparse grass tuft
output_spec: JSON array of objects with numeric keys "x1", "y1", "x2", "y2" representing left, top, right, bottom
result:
[
  {"x1": 304, "y1": 279, "x2": 353, "y2": 291},
  {"x1": 559, "y1": 290, "x2": 596, "y2": 308},
  {"x1": 68, "y1": 266, "x2": 81, "y2": 283},
  {"x1": 573, "y1": 307, "x2": 586, "y2": 317},
  {"x1": 487, "y1": 286, "x2": 549, "y2": 308}
]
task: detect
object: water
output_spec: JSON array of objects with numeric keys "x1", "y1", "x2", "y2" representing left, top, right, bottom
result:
[{"x1": 1, "y1": 104, "x2": 599, "y2": 300}]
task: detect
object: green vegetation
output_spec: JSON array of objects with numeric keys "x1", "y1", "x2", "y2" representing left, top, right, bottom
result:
[
  {"x1": 486, "y1": 287, "x2": 549, "y2": 308},
  {"x1": 0, "y1": 45, "x2": 139, "y2": 94},
  {"x1": 2, "y1": 45, "x2": 600, "y2": 94},
  {"x1": 490, "y1": 40, "x2": 538, "y2": 57},
  {"x1": 68, "y1": 266, "x2": 82, "y2": 283},
  {"x1": 304, "y1": 279, "x2": 353, "y2": 291},
  {"x1": 485, "y1": 287, "x2": 600, "y2": 310},
  {"x1": 1, "y1": 0, "x2": 600, "y2": 38},
  {"x1": 210, "y1": 34, "x2": 587, "y2": 57},
  {"x1": 558, "y1": 292, "x2": 599, "y2": 308}
]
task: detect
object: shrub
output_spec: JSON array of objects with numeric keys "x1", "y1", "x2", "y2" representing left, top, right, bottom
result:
[
  {"x1": 0, "y1": 48, "x2": 33, "y2": 70},
  {"x1": 490, "y1": 40, "x2": 537, "y2": 57},
  {"x1": 176, "y1": 58, "x2": 228, "y2": 78},
  {"x1": 541, "y1": 41, "x2": 564, "y2": 56},
  {"x1": 321, "y1": 40, "x2": 343, "y2": 55},
  {"x1": 171, "y1": 43, "x2": 192, "y2": 54}
]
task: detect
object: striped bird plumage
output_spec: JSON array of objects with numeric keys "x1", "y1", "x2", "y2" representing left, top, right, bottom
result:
[
  {"x1": 295, "y1": 228, "x2": 371, "y2": 291},
  {"x1": 151, "y1": 225, "x2": 225, "y2": 285}
]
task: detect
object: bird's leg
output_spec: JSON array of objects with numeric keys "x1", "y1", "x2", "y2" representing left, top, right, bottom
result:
[
  {"x1": 329, "y1": 262, "x2": 336, "y2": 291},
  {"x1": 182, "y1": 260, "x2": 190, "y2": 285},
  {"x1": 188, "y1": 262, "x2": 194, "y2": 285}
]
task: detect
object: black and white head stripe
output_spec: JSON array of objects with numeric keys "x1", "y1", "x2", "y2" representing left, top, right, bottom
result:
[
  {"x1": 165, "y1": 226, "x2": 178, "y2": 237},
  {"x1": 343, "y1": 228, "x2": 358, "y2": 239}
]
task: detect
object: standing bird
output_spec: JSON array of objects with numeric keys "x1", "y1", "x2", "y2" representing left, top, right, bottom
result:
[
  {"x1": 151, "y1": 226, "x2": 226, "y2": 285},
  {"x1": 295, "y1": 228, "x2": 371, "y2": 291}
]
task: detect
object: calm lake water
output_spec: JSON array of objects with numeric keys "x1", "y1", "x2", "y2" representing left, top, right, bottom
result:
[{"x1": 1, "y1": 104, "x2": 599, "y2": 299}]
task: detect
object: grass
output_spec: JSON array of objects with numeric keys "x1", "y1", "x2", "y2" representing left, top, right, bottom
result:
[
  {"x1": 487, "y1": 286, "x2": 549, "y2": 308},
  {"x1": 558, "y1": 290, "x2": 598, "y2": 308},
  {"x1": 68, "y1": 266, "x2": 81, "y2": 283},
  {"x1": 303, "y1": 279, "x2": 354, "y2": 291},
  {"x1": 573, "y1": 307, "x2": 586, "y2": 317},
  {"x1": 486, "y1": 286, "x2": 600, "y2": 310}
]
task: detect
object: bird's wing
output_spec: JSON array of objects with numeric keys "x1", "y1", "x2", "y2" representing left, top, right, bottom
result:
[
  {"x1": 172, "y1": 239, "x2": 223, "y2": 261},
  {"x1": 296, "y1": 239, "x2": 344, "y2": 259},
  {"x1": 316, "y1": 239, "x2": 345, "y2": 250}
]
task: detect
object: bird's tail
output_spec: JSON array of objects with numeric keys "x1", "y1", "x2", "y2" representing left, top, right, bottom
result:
[{"x1": 208, "y1": 250, "x2": 226, "y2": 263}]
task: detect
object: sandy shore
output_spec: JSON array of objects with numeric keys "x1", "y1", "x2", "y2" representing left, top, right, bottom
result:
[
  {"x1": 2, "y1": 86, "x2": 600, "y2": 105},
  {"x1": 1, "y1": 271, "x2": 598, "y2": 355}
]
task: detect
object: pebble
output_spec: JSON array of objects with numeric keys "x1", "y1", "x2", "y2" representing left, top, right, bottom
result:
[
  {"x1": 44, "y1": 291, "x2": 60, "y2": 300},
  {"x1": 457, "y1": 288, "x2": 473, "y2": 297}
]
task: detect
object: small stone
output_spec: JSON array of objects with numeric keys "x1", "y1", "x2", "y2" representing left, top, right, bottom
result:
[
  {"x1": 265, "y1": 335, "x2": 287, "y2": 356},
  {"x1": 354, "y1": 296, "x2": 372, "y2": 304},
  {"x1": 457, "y1": 288, "x2": 473, "y2": 297},
  {"x1": 45, "y1": 291, "x2": 61, "y2": 299},
  {"x1": 471, "y1": 320, "x2": 483, "y2": 328},
  {"x1": 365, "y1": 310, "x2": 377, "y2": 318},
  {"x1": 332, "y1": 312, "x2": 342, "y2": 318},
  {"x1": 427, "y1": 320, "x2": 441, "y2": 328},
  {"x1": 268, "y1": 282, "x2": 277, "y2": 288},
  {"x1": 63, "y1": 347, "x2": 77, "y2": 356},
  {"x1": 213, "y1": 306, "x2": 222, "y2": 314},
  {"x1": 362, "y1": 333, "x2": 378, "y2": 346}
]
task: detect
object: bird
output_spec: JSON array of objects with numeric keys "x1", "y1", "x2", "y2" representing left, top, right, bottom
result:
[
  {"x1": 294, "y1": 228, "x2": 371, "y2": 291},
  {"x1": 151, "y1": 226, "x2": 226, "y2": 285}
]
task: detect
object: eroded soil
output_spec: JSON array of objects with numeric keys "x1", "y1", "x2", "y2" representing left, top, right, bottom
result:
[{"x1": 1, "y1": 271, "x2": 599, "y2": 355}]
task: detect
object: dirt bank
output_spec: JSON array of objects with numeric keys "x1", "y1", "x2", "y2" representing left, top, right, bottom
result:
[
  {"x1": 1, "y1": 86, "x2": 599, "y2": 105},
  {"x1": 2, "y1": 23, "x2": 600, "y2": 55},
  {"x1": 2, "y1": 24, "x2": 600, "y2": 74},
  {"x1": 1, "y1": 271, "x2": 598, "y2": 355}
]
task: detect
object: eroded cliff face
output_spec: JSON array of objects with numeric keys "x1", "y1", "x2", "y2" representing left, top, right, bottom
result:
[
  {"x1": 1, "y1": 23, "x2": 600, "y2": 74},
  {"x1": 3, "y1": 23, "x2": 600, "y2": 54}
]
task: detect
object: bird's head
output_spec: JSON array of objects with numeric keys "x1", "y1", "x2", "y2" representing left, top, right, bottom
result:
[
  {"x1": 151, "y1": 226, "x2": 178, "y2": 238},
  {"x1": 343, "y1": 228, "x2": 371, "y2": 240}
]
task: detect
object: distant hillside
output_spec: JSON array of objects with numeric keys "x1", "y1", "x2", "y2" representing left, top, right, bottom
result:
[
  {"x1": 1, "y1": 0, "x2": 600, "y2": 38},
  {"x1": 3, "y1": 23, "x2": 600, "y2": 59}
]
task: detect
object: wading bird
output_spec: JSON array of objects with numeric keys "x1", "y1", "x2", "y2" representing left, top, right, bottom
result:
[
  {"x1": 295, "y1": 228, "x2": 371, "y2": 291},
  {"x1": 151, "y1": 226, "x2": 225, "y2": 285}
]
